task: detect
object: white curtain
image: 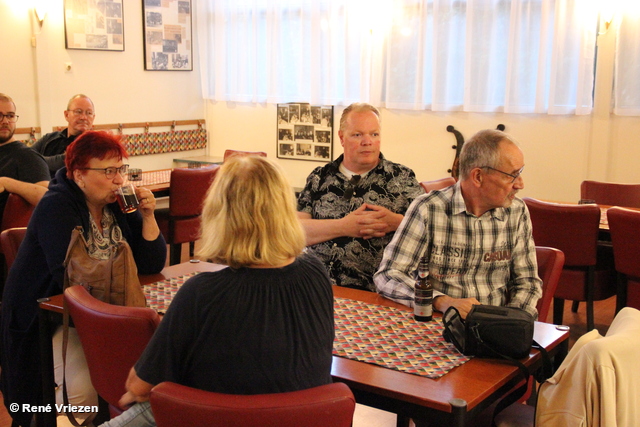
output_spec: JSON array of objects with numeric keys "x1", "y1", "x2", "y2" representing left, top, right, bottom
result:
[
  {"x1": 196, "y1": 0, "x2": 598, "y2": 115},
  {"x1": 613, "y1": 5, "x2": 640, "y2": 116}
]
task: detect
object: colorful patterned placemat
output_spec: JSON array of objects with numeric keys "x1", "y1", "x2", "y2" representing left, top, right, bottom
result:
[
  {"x1": 139, "y1": 169, "x2": 171, "y2": 187},
  {"x1": 143, "y1": 272, "x2": 199, "y2": 313},
  {"x1": 333, "y1": 297, "x2": 471, "y2": 379},
  {"x1": 123, "y1": 128, "x2": 207, "y2": 156}
]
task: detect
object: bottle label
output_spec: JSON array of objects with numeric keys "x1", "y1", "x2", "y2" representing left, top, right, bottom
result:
[{"x1": 414, "y1": 303, "x2": 433, "y2": 317}]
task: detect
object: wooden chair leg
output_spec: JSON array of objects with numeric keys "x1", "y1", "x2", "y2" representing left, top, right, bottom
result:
[
  {"x1": 587, "y1": 300, "x2": 595, "y2": 331},
  {"x1": 553, "y1": 297, "x2": 564, "y2": 325},
  {"x1": 571, "y1": 301, "x2": 580, "y2": 312},
  {"x1": 616, "y1": 272, "x2": 628, "y2": 313},
  {"x1": 586, "y1": 266, "x2": 595, "y2": 331},
  {"x1": 169, "y1": 243, "x2": 182, "y2": 265}
]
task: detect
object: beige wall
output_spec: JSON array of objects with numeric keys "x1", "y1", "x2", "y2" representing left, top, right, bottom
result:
[
  {"x1": 0, "y1": 1, "x2": 206, "y2": 172},
  {"x1": 3, "y1": 1, "x2": 639, "y2": 203}
]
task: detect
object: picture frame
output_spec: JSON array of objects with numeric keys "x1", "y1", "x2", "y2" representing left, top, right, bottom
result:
[
  {"x1": 64, "y1": 0, "x2": 125, "y2": 51},
  {"x1": 277, "y1": 103, "x2": 333, "y2": 163},
  {"x1": 142, "y1": 0, "x2": 193, "y2": 71}
]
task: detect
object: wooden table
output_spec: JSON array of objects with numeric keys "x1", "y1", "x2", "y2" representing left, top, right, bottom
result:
[
  {"x1": 38, "y1": 262, "x2": 569, "y2": 427},
  {"x1": 331, "y1": 287, "x2": 568, "y2": 427}
]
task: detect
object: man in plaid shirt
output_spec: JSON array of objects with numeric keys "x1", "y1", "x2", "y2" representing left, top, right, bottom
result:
[{"x1": 374, "y1": 129, "x2": 542, "y2": 319}]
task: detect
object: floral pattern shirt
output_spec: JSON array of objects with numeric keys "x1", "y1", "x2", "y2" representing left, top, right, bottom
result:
[{"x1": 297, "y1": 154, "x2": 423, "y2": 291}]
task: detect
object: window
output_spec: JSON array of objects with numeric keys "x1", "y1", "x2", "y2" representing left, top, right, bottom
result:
[{"x1": 198, "y1": 0, "x2": 599, "y2": 115}]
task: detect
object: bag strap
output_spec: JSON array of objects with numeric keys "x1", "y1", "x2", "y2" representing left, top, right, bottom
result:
[{"x1": 62, "y1": 298, "x2": 97, "y2": 427}]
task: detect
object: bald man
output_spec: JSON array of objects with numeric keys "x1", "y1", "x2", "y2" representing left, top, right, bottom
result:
[{"x1": 32, "y1": 94, "x2": 95, "y2": 177}]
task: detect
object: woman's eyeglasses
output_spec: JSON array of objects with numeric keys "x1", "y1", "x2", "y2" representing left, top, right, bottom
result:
[{"x1": 80, "y1": 165, "x2": 129, "y2": 180}]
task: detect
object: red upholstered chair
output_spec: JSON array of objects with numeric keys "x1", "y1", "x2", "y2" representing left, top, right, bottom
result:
[
  {"x1": 523, "y1": 198, "x2": 616, "y2": 331},
  {"x1": 1, "y1": 193, "x2": 35, "y2": 232},
  {"x1": 581, "y1": 180, "x2": 640, "y2": 208},
  {"x1": 155, "y1": 165, "x2": 220, "y2": 265},
  {"x1": 419, "y1": 177, "x2": 456, "y2": 193},
  {"x1": 64, "y1": 285, "x2": 161, "y2": 418},
  {"x1": 535, "y1": 246, "x2": 565, "y2": 323},
  {"x1": 223, "y1": 149, "x2": 267, "y2": 161},
  {"x1": 606, "y1": 207, "x2": 640, "y2": 311},
  {"x1": 1, "y1": 194, "x2": 34, "y2": 287},
  {"x1": 149, "y1": 381, "x2": 356, "y2": 427},
  {"x1": 0, "y1": 227, "x2": 27, "y2": 272}
]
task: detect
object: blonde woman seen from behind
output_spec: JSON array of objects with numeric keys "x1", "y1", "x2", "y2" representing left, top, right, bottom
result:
[{"x1": 100, "y1": 156, "x2": 335, "y2": 427}]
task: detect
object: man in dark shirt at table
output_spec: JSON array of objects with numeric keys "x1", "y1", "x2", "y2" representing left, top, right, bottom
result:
[
  {"x1": 0, "y1": 93, "x2": 49, "y2": 219},
  {"x1": 297, "y1": 102, "x2": 423, "y2": 291},
  {"x1": 31, "y1": 94, "x2": 95, "y2": 177}
]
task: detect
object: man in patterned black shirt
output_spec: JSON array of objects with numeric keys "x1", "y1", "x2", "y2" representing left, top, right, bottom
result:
[{"x1": 297, "y1": 103, "x2": 424, "y2": 291}]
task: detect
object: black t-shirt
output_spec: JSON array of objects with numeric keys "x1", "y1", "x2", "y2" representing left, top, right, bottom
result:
[{"x1": 135, "y1": 253, "x2": 335, "y2": 394}]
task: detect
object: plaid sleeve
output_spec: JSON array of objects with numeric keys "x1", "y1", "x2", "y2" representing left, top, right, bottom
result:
[{"x1": 374, "y1": 195, "x2": 429, "y2": 305}]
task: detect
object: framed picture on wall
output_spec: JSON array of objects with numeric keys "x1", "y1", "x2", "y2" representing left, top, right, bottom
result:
[
  {"x1": 277, "y1": 103, "x2": 333, "y2": 162},
  {"x1": 142, "y1": 0, "x2": 193, "y2": 71},
  {"x1": 64, "y1": 0, "x2": 125, "y2": 51}
]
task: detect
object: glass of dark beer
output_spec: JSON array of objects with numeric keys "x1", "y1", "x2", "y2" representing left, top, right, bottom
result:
[{"x1": 115, "y1": 184, "x2": 139, "y2": 213}]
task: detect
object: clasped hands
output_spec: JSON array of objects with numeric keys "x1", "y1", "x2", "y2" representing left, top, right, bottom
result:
[{"x1": 344, "y1": 203, "x2": 402, "y2": 239}]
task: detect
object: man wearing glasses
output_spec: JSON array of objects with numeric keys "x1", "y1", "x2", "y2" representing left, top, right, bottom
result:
[
  {"x1": 375, "y1": 129, "x2": 542, "y2": 319},
  {"x1": 0, "y1": 93, "x2": 50, "y2": 220},
  {"x1": 297, "y1": 103, "x2": 423, "y2": 291},
  {"x1": 31, "y1": 94, "x2": 95, "y2": 177}
]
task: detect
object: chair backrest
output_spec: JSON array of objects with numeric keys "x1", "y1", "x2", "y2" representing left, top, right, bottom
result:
[
  {"x1": 150, "y1": 382, "x2": 356, "y2": 427},
  {"x1": 581, "y1": 180, "x2": 640, "y2": 208},
  {"x1": 1, "y1": 193, "x2": 35, "y2": 232},
  {"x1": 0, "y1": 227, "x2": 27, "y2": 269},
  {"x1": 607, "y1": 207, "x2": 640, "y2": 278},
  {"x1": 535, "y1": 246, "x2": 565, "y2": 322},
  {"x1": 523, "y1": 197, "x2": 600, "y2": 267},
  {"x1": 64, "y1": 285, "x2": 161, "y2": 411},
  {"x1": 169, "y1": 165, "x2": 220, "y2": 217},
  {"x1": 223, "y1": 150, "x2": 268, "y2": 161},
  {"x1": 419, "y1": 177, "x2": 456, "y2": 193}
]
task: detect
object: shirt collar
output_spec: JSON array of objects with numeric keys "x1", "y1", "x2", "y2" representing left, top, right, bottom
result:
[{"x1": 451, "y1": 182, "x2": 506, "y2": 221}]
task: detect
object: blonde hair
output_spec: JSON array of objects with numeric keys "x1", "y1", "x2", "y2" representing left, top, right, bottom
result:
[
  {"x1": 339, "y1": 102, "x2": 380, "y2": 131},
  {"x1": 197, "y1": 156, "x2": 305, "y2": 268}
]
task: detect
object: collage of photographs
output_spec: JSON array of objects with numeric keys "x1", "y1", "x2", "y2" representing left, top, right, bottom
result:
[{"x1": 276, "y1": 103, "x2": 333, "y2": 162}]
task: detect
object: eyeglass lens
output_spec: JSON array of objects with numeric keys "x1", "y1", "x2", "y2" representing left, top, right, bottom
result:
[
  {"x1": 0, "y1": 114, "x2": 18, "y2": 122},
  {"x1": 105, "y1": 165, "x2": 129, "y2": 178},
  {"x1": 70, "y1": 109, "x2": 94, "y2": 117}
]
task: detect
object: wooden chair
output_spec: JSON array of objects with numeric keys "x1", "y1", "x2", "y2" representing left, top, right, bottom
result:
[
  {"x1": 523, "y1": 198, "x2": 616, "y2": 331},
  {"x1": 1, "y1": 194, "x2": 34, "y2": 289},
  {"x1": 0, "y1": 227, "x2": 27, "y2": 272},
  {"x1": 534, "y1": 246, "x2": 565, "y2": 323},
  {"x1": 1, "y1": 193, "x2": 35, "y2": 232},
  {"x1": 581, "y1": 180, "x2": 640, "y2": 208},
  {"x1": 156, "y1": 165, "x2": 220, "y2": 265},
  {"x1": 606, "y1": 207, "x2": 640, "y2": 311},
  {"x1": 223, "y1": 150, "x2": 267, "y2": 162},
  {"x1": 150, "y1": 381, "x2": 355, "y2": 427},
  {"x1": 64, "y1": 285, "x2": 161, "y2": 419},
  {"x1": 419, "y1": 177, "x2": 456, "y2": 193}
]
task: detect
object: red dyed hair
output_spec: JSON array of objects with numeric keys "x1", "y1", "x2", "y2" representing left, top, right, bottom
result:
[{"x1": 65, "y1": 130, "x2": 129, "y2": 179}]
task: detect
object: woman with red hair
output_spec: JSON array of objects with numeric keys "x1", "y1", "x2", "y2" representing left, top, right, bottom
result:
[{"x1": 1, "y1": 131, "x2": 166, "y2": 426}]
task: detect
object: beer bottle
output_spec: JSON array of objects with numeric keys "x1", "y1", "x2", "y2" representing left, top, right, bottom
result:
[{"x1": 414, "y1": 257, "x2": 433, "y2": 322}]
